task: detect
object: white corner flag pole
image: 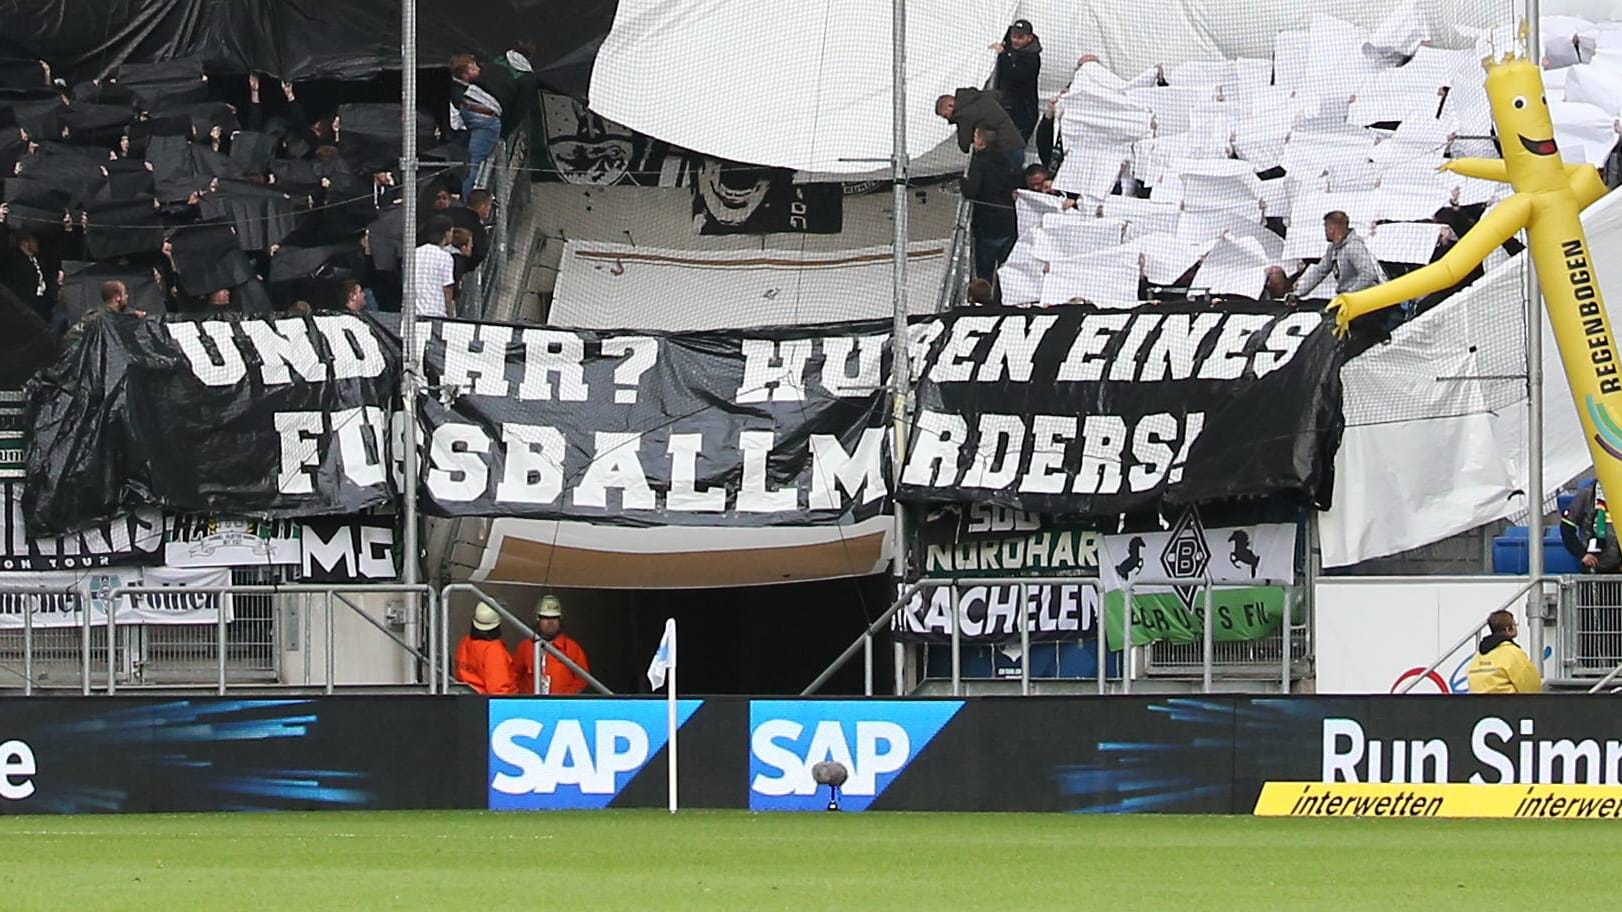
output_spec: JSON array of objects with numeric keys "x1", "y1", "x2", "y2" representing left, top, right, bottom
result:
[{"x1": 666, "y1": 617, "x2": 678, "y2": 814}]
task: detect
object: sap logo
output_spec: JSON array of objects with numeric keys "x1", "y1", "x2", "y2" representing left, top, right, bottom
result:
[
  {"x1": 747, "y1": 701, "x2": 964, "y2": 811},
  {"x1": 751, "y1": 720, "x2": 909, "y2": 797},
  {"x1": 0, "y1": 739, "x2": 36, "y2": 800},
  {"x1": 487, "y1": 699, "x2": 700, "y2": 810},
  {"x1": 491, "y1": 718, "x2": 648, "y2": 796}
]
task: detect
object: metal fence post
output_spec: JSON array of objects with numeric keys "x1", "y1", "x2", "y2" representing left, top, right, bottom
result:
[
  {"x1": 949, "y1": 583, "x2": 961, "y2": 697},
  {"x1": 427, "y1": 590, "x2": 439, "y2": 695},
  {"x1": 1202, "y1": 578, "x2": 1214, "y2": 694},
  {"x1": 1281, "y1": 587, "x2": 1294, "y2": 694},
  {"x1": 80, "y1": 592, "x2": 90, "y2": 695},
  {"x1": 215, "y1": 592, "x2": 227, "y2": 695},
  {"x1": 893, "y1": 639, "x2": 905, "y2": 696},
  {"x1": 533, "y1": 638, "x2": 542, "y2": 695},
  {"x1": 1018, "y1": 582, "x2": 1030, "y2": 696},
  {"x1": 863, "y1": 633, "x2": 874, "y2": 696},
  {"x1": 303, "y1": 593, "x2": 312, "y2": 686},
  {"x1": 1121, "y1": 582, "x2": 1133, "y2": 695},
  {"x1": 324, "y1": 591, "x2": 335, "y2": 695},
  {"x1": 441, "y1": 593, "x2": 451, "y2": 693},
  {"x1": 107, "y1": 592, "x2": 118, "y2": 695},
  {"x1": 23, "y1": 594, "x2": 33, "y2": 697},
  {"x1": 1094, "y1": 582, "x2": 1105, "y2": 696}
]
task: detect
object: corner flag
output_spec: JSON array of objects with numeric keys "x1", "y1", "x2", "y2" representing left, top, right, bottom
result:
[
  {"x1": 647, "y1": 618, "x2": 675, "y2": 691},
  {"x1": 647, "y1": 617, "x2": 678, "y2": 813}
]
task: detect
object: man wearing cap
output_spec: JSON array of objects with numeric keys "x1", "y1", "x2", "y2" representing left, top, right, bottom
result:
[
  {"x1": 512, "y1": 595, "x2": 591, "y2": 695},
  {"x1": 992, "y1": 20, "x2": 1043, "y2": 143},
  {"x1": 454, "y1": 603, "x2": 518, "y2": 694}
]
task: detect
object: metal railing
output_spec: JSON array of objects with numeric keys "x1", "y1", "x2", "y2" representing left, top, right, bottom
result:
[
  {"x1": 111, "y1": 583, "x2": 439, "y2": 695},
  {"x1": 1560, "y1": 575, "x2": 1622, "y2": 676},
  {"x1": 0, "y1": 584, "x2": 441, "y2": 695},
  {"x1": 1395, "y1": 576, "x2": 1547, "y2": 694},
  {"x1": 1120, "y1": 576, "x2": 1296, "y2": 694},
  {"x1": 439, "y1": 583, "x2": 611, "y2": 695},
  {"x1": 909, "y1": 577, "x2": 1113, "y2": 697},
  {"x1": 0, "y1": 588, "x2": 88, "y2": 695}
]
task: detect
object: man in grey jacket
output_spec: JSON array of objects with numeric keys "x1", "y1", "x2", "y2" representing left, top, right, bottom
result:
[
  {"x1": 1293, "y1": 210, "x2": 1387, "y2": 299},
  {"x1": 937, "y1": 87, "x2": 1026, "y2": 173}
]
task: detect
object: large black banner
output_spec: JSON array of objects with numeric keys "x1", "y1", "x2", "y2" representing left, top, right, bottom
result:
[
  {"x1": 24, "y1": 313, "x2": 403, "y2": 531},
  {"x1": 23, "y1": 307, "x2": 1345, "y2": 533},
  {"x1": 896, "y1": 304, "x2": 1344, "y2": 514},
  {"x1": 411, "y1": 318, "x2": 890, "y2": 526},
  {"x1": 23, "y1": 313, "x2": 892, "y2": 532}
]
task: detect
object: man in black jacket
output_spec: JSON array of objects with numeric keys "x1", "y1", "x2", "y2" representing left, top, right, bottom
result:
[
  {"x1": 1563, "y1": 480, "x2": 1621, "y2": 572},
  {"x1": 963, "y1": 128, "x2": 1020, "y2": 288},
  {"x1": 937, "y1": 87, "x2": 1025, "y2": 174},
  {"x1": 993, "y1": 20, "x2": 1043, "y2": 143}
]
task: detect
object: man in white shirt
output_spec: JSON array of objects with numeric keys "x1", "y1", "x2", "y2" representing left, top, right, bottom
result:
[{"x1": 412, "y1": 214, "x2": 457, "y2": 319}]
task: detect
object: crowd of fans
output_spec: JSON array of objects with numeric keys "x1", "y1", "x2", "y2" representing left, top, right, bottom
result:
[
  {"x1": 0, "y1": 43, "x2": 538, "y2": 361},
  {"x1": 940, "y1": 13, "x2": 1621, "y2": 347}
]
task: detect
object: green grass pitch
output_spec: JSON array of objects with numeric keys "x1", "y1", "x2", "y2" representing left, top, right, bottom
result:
[{"x1": 0, "y1": 810, "x2": 1612, "y2": 910}]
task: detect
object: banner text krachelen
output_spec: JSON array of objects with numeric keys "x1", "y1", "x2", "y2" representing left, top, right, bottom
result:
[{"x1": 22, "y1": 305, "x2": 1343, "y2": 533}]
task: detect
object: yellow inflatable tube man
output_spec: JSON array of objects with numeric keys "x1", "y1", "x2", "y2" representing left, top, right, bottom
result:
[{"x1": 1331, "y1": 51, "x2": 1621, "y2": 496}]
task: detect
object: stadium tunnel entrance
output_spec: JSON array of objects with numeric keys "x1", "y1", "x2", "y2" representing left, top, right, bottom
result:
[{"x1": 448, "y1": 575, "x2": 897, "y2": 695}]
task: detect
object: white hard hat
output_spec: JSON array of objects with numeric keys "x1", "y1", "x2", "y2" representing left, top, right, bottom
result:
[
  {"x1": 537, "y1": 595, "x2": 563, "y2": 618},
  {"x1": 473, "y1": 602, "x2": 501, "y2": 631}
]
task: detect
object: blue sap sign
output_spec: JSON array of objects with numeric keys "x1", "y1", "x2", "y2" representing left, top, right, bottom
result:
[
  {"x1": 488, "y1": 699, "x2": 701, "y2": 810},
  {"x1": 748, "y1": 700, "x2": 963, "y2": 811}
]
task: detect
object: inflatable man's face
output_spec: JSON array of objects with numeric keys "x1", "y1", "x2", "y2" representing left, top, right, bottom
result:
[{"x1": 1484, "y1": 55, "x2": 1565, "y2": 190}]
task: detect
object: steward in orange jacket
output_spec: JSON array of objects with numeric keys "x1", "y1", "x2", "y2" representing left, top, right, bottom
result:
[
  {"x1": 456, "y1": 603, "x2": 518, "y2": 694},
  {"x1": 512, "y1": 594, "x2": 591, "y2": 695}
]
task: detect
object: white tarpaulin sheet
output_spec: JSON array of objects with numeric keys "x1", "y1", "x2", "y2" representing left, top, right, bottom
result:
[
  {"x1": 1321, "y1": 186, "x2": 1622, "y2": 567},
  {"x1": 550, "y1": 240, "x2": 949, "y2": 331},
  {"x1": 589, "y1": 0, "x2": 1018, "y2": 174}
]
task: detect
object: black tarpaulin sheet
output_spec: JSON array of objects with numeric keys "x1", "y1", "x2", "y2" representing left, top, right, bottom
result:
[
  {"x1": 17, "y1": 142, "x2": 114, "y2": 206},
  {"x1": 117, "y1": 59, "x2": 208, "y2": 111},
  {"x1": 166, "y1": 221, "x2": 252, "y2": 294},
  {"x1": 0, "y1": 283, "x2": 56, "y2": 387},
  {"x1": 198, "y1": 181, "x2": 298, "y2": 251},
  {"x1": 336, "y1": 105, "x2": 436, "y2": 176},
  {"x1": 228, "y1": 130, "x2": 278, "y2": 172},
  {"x1": 62, "y1": 102, "x2": 135, "y2": 146},
  {"x1": 0, "y1": 58, "x2": 50, "y2": 91},
  {"x1": 2, "y1": 0, "x2": 617, "y2": 86},
  {"x1": 84, "y1": 196, "x2": 164, "y2": 259},
  {"x1": 60, "y1": 261, "x2": 167, "y2": 320},
  {"x1": 0, "y1": 128, "x2": 29, "y2": 174},
  {"x1": 3, "y1": 178, "x2": 71, "y2": 230},
  {"x1": 11, "y1": 98, "x2": 66, "y2": 143},
  {"x1": 97, "y1": 158, "x2": 157, "y2": 199}
]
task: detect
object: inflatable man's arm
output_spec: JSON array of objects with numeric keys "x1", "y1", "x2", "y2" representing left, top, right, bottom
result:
[
  {"x1": 1441, "y1": 158, "x2": 1510, "y2": 183},
  {"x1": 1330, "y1": 193, "x2": 1534, "y2": 335},
  {"x1": 1568, "y1": 163, "x2": 1609, "y2": 209}
]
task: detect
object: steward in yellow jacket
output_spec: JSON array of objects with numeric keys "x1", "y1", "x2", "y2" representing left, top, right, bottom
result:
[{"x1": 1467, "y1": 610, "x2": 1542, "y2": 694}]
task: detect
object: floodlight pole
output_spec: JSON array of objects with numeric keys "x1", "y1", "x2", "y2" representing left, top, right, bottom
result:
[
  {"x1": 400, "y1": 0, "x2": 423, "y2": 629},
  {"x1": 889, "y1": 0, "x2": 913, "y2": 696},
  {"x1": 1525, "y1": 0, "x2": 1546, "y2": 675}
]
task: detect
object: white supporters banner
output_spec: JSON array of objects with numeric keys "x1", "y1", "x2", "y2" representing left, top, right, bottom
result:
[
  {"x1": 164, "y1": 515, "x2": 302, "y2": 568},
  {"x1": 894, "y1": 582, "x2": 1103, "y2": 644},
  {"x1": 1100, "y1": 512, "x2": 1298, "y2": 590},
  {"x1": 0, "y1": 565, "x2": 233, "y2": 628}
]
